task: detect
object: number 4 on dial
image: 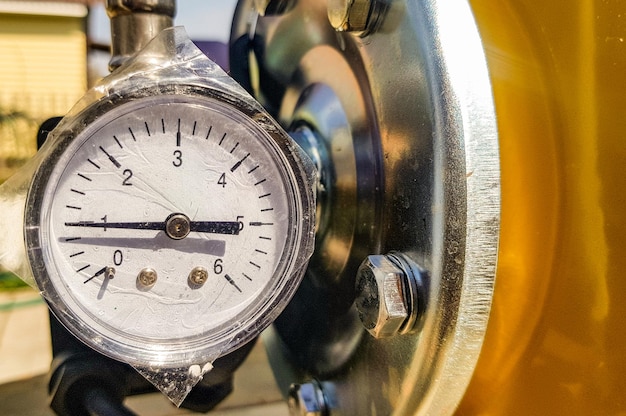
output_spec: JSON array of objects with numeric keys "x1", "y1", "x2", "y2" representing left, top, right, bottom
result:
[{"x1": 218, "y1": 173, "x2": 227, "y2": 187}]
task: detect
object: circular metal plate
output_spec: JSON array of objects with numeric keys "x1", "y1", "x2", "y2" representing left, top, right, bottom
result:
[{"x1": 231, "y1": 0, "x2": 499, "y2": 414}]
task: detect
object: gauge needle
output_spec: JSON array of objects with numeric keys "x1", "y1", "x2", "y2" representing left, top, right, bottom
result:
[
  {"x1": 84, "y1": 266, "x2": 107, "y2": 284},
  {"x1": 65, "y1": 215, "x2": 240, "y2": 235}
]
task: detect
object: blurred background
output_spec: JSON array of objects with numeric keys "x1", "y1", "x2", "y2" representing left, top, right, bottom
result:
[{"x1": 0, "y1": 0, "x2": 237, "y2": 182}]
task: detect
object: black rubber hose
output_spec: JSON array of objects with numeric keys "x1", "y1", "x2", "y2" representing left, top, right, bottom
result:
[{"x1": 82, "y1": 387, "x2": 137, "y2": 416}]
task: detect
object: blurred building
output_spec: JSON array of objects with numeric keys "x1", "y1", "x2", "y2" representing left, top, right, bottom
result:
[{"x1": 0, "y1": 0, "x2": 90, "y2": 181}]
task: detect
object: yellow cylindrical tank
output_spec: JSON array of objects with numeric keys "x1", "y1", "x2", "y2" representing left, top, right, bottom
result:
[{"x1": 459, "y1": 1, "x2": 626, "y2": 414}]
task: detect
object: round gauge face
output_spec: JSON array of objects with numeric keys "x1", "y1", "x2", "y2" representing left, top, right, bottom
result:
[{"x1": 26, "y1": 91, "x2": 312, "y2": 367}]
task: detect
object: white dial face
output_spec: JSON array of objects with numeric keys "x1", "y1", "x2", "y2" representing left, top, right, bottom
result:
[{"x1": 33, "y1": 94, "x2": 303, "y2": 363}]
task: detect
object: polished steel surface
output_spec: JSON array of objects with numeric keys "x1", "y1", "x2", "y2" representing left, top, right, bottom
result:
[
  {"x1": 231, "y1": 0, "x2": 499, "y2": 414},
  {"x1": 106, "y1": 0, "x2": 176, "y2": 70}
]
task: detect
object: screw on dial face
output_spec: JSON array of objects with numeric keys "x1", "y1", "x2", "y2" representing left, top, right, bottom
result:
[{"x1": 28, "y1": 93, "x2": 308, "y2": 365}]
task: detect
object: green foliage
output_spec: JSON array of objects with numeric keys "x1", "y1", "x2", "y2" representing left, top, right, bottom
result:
[{"x1": 0, "y1": 271, "x2": 27, "y2": 290}]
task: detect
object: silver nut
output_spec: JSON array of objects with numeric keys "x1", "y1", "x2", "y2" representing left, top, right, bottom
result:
[
  {"x1": 288, "y1": 382, "x2": 327, "y2": 416},
  {"x1": 355, "y1": 255, "x2": 409, "y2": 338},
  {"x1": 328, "y1": 0, "x2": 373, "y2": 32}
]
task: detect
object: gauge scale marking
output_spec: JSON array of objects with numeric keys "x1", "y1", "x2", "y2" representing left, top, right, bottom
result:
[{"x1": 27, "y1": 92, "x2": 308, "y2": 366}]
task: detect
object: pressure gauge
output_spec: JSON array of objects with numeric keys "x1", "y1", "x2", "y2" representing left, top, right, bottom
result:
[{"x1": 25, "y1": 85, "x2": 315, "y2": 368}]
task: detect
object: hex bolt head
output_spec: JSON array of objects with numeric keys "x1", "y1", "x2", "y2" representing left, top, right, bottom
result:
[
  {"x1": 288, "y1": 381, "x2": 327, "y2": 416},
  {"x1": 328, "y1": 0, "x2": 374, "y2": 33},
  {"x1": 355, "y1": 253, "x2": 423, "y2": 338}
]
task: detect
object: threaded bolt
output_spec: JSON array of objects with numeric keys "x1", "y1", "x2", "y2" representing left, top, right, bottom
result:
[{"x1": 355, "y1": 253, "x2": 423, "y2": 338}]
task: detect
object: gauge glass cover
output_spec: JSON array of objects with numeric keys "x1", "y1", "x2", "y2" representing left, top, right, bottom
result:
[{"x1": 26, "y1": 91, "x2": 312, "y2": 366}]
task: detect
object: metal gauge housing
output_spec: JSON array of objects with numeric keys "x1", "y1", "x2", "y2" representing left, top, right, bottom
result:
[{"x1": 25, "y1": 85, "x2": 315, "y2": 368}]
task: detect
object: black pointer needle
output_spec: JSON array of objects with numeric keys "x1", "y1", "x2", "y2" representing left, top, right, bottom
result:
[
  {"x1": 65, "y1": 220, "x2": 241, "y2": 235},
  {"x1": 66, "y1": 221, "x2": 165, "y2": 230},
  {"x1": 189, "y1": 221, "x2": 240, "y2": 234},
  {"x1": 84, "y1": 266, "x2": 107, "y2": 284}
]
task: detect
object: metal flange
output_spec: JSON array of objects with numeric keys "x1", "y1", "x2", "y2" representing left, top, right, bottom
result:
[{"x1": 230, "y1": 0, "x2": 500, "y2": 414}]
